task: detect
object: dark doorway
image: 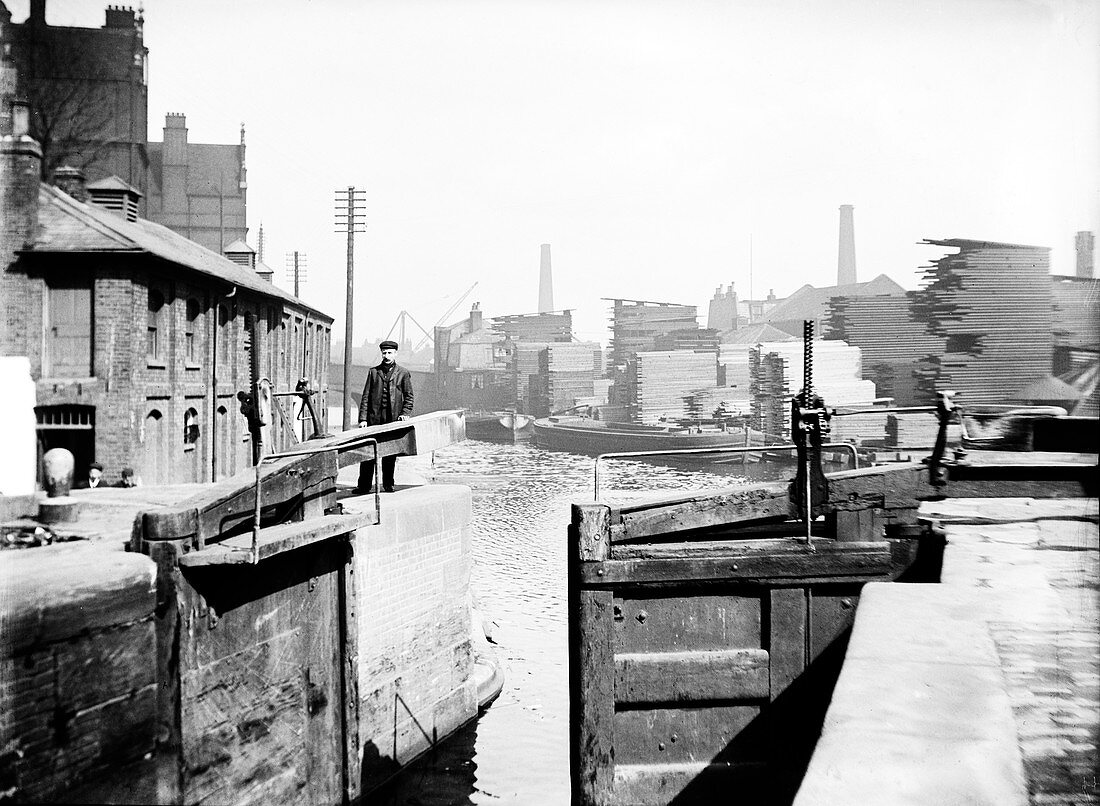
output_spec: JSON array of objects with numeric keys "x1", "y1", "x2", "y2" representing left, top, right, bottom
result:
[{"x1": 35, "y1": 405, "x2": 96, "y2": 485}]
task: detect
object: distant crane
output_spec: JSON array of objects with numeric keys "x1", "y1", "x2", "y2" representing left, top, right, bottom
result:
[
  {"x1": 413, "y1": 281, "x2": 480, "y2": 352},
  {"x1": 382, "y1": 281, "x2": 479, "y2": 354},
  {"x1": 385, "y1": 310, "x2": 434, "y2": 349}
]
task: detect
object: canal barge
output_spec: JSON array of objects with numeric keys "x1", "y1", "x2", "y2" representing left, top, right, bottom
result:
[
  {"x1": 464, "y1": 409, "x2": 534, "y2": 442},
  {"x1": 534, "y1": 414, "x2": 768, "y2": 456}
]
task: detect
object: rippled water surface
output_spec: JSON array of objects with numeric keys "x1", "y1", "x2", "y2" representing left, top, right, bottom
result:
[{"x1": 375, "y1": 440, "x2": 789, "y2": 806}]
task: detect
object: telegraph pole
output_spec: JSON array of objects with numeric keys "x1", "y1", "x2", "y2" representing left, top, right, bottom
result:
[
  {"x1": 284, "y1": 251, "x2": 308, "y2": 297},
  {"x1": 334, "y1": 186, "x2": 366, "y2": 431}
]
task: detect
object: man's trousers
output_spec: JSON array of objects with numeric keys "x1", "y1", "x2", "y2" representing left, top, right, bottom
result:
[{"x1": 358, "y1": 455, "x2": 397, "y2": 492}]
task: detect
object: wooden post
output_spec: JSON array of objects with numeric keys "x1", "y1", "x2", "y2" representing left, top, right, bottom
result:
[
  {"x1": 570, "y1": 503, "x2": 614, "y2": 805},
  {"x1": 340, "y1": 536, "x2": 362, "y2": 804}
]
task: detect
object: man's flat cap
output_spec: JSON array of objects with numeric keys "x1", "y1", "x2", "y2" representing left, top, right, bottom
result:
[{"x1": 379, "y1": 340, "x2": 399, "y2": 350}]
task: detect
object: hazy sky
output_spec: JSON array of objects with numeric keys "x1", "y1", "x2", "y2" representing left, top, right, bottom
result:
[{"x1": 14, "y1": 0, "x2": 1100, "y2": 345}]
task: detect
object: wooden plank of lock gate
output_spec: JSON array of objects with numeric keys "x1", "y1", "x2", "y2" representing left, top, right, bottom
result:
[
  {"x1": 610, "y1": 482, "x2": 792, "y2": 540},
  {"x1": 163, "y1": 532, "x2": 352, "y2": 805},
  {"x1": 585, "y1": 541, "x2": 892, "y2": 586},
  {"x1": 615, "y1": 649, "x2": 770, "y2": 704}
]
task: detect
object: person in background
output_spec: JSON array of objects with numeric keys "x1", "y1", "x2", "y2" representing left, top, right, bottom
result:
[
  {"x1": 75, "y1": 461, "x2": 104, "y2": 489},
  {"x1": 114, "y1": 467, "x2": 139, "y2": 488},
  {"x1": 356, "y1": 340, "x2": 414, "y2": 493}
]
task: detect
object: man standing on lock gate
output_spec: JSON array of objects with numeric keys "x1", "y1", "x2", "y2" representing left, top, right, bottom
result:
[{"x1": 356, "y1": 340, "x2": 414, "y2": 493}]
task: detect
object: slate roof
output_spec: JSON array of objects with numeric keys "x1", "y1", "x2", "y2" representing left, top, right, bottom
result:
[
  {"x1": 758, "y1": 274, "x2": 905, "y2": 325},
  {"x1": 85, "y1": 175, "x2": 142, "y2": 196},
  {"x1": 720, "y1": 323, "x2": 797, "y2": 344},
  {"x1": 26, "y1": 184, "x2": 332, "y2": 321},
  {"x1": 1012, "y1": 375, "x2": 1083, "y2": 403},
  {"x1": 223, "y1": 239, "x2": 253, "y2": 254}
]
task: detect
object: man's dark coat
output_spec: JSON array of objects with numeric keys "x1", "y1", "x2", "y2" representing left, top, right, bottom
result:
[{"x1": 358, "y1": 362, "x2": 414, "y2": 425}]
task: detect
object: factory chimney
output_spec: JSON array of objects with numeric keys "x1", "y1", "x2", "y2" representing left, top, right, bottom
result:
[
  {"x1": 538, "y1": 243, "x2": 554, "y2": 313},
  {"x1": 837, "y1": 204, "x2": 857, "y2": 286},
  {"x1": 1076, "y1": 231, "x2": 1094, "y2": 279}
]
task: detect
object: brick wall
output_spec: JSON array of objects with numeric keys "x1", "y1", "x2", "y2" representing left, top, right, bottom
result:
[
  {"x1": 0, "y1": 481, "x2": 475, "y2": 801},
  {"x1": 4, "y1": 243, "x2": 333, "y2": 485},
  {"x1": 0, "y1": 544, "x2": 158, "y2": 802},
  {"x1": 348, "y1": 485, "x2": 478, "y2": 787}
]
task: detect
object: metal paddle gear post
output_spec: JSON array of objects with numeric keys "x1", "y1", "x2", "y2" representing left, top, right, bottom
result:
[{"x1": 792, "y1": 320, "x2": 829, "y2": 550}]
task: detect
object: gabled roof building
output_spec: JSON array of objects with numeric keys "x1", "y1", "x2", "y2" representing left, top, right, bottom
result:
[
  {"x1": 756, "y1": 274, "x2": 905, "y2": 338},
  {"x1": 1, "y1": 113, "x2": 332, "y2": 486}
]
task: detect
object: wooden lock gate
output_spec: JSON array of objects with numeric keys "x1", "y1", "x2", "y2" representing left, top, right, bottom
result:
[
  {"x1": 569, "y1": 441, "x2": 1098, "y2": 806},
  {"x1": 131, "y1": 411, "x2": 465, "y2": 806},
  {"x1": 569, "y1": 490, "x2": 898, "y2": 806}
]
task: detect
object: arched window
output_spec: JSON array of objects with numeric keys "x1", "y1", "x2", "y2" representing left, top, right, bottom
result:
[
  {"x1": 185, "y1": 299, "x2": 201, "y2": 365},
  {"x1": 183, "y1": 407, "x2": 200, "y2": 448},
  {"x1": 147, "y1": 289, "x2": 165, "y2": 362}
]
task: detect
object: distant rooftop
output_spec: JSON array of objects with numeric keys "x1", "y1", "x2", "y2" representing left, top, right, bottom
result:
[
  {"x1": 25, "y1": 184, "x2": 331, "y2": 321},
  {"x1": 758, "y1": 274, "x2": 905, "y2": 326}
]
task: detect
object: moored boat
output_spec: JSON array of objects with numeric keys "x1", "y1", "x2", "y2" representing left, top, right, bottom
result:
[
  {"x1": 533, "y1": 414, "x2": 766, "y2": 456},
  {"x1": 465, "y1": 410, "x2": 535, "y2": 442}
]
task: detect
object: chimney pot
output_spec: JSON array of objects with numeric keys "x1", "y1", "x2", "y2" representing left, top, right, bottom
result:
[
  {"x1": 29, "y1": 0, "x2": 46, "y2": 26},
  {"x1": 52, "y1": 166, "x2": 87, "y2": 202},
  {"x1": 1076, "y1": 231, "x2": 1095, "y2": 279}
]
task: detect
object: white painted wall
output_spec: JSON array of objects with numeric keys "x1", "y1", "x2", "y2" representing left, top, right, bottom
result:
[{"x1": 0, "y1": 357, "x2": 38, "y2": 496}]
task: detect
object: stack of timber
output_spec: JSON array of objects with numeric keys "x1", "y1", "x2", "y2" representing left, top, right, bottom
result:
[
  {"x1": 825, "y1": 294, "x2": 945, "y2": 406},
  {"x1": 911, "y1": 239, "x2": 1052, "y2": 405},
  {"x1": 717, "y1": 344, "x2": 758, "y2": 410},
  {"x1": 653, "y1": 327, "x2": 720, "y2": 353},
  {"x1": 512, "y1": 342, "x2": 554, "y2": 410},
  {"x1": 627, "y1": 350, "x2": 717, "y2": 425},
  {"x1": 829, "y1": 411, "x2": 889, "y2": 445},
  {"x1": 885, "y1": 411, "x2": 961, "y2": 448},
  {"x1": 749, "y1": 340, "x2": 877, "y2": 436},
  {"x1": 530, "y1": 342, "x2": 603, "y2": 416},
  {"x1": 491, "y1": 310, "x2": 573, "y2": 343},
  {"x1": 606, "y1": 299, "x2": 699, "y2": 367},
  {"x1": 1050, "y1": 276, "x2": 1100, "y2": 371},
  {"x1": 750, "y1": 348, "x2": 790, "y2": 439}
]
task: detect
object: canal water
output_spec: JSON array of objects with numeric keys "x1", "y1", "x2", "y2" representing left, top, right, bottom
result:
[{"x1": 374, "y1": 439, "x2": 790, "y2": 806}]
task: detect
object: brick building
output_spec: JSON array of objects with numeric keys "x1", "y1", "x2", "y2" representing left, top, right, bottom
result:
[
  {"x1": 146, "y1": 113, "x2": 248, "y2": 254},
  {"x1": 1, "y1": 110, "x2": 332, "y2": 487},
  {"x1": 0, "y1": 0, "x2": 148, "y2": 205}
]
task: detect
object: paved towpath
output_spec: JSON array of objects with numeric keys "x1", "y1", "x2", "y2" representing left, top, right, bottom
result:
[
  {"x1": 923, "y1": 498, "x2": 1099, "y2": 806},
  {"x1": 797, "y1": 497, "x2": 1098, "y2": 806}
]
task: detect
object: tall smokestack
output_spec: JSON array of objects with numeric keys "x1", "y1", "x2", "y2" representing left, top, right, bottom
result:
[
  {"x1": 1076, "y1": 231, "x2": 1095, "y2": 279},
  {"x1": 538, "y1": 243, "x2": 553, "y2": 313},
  {"x1": 837, "y1": 204, "x2": 857, "y2": 286}
]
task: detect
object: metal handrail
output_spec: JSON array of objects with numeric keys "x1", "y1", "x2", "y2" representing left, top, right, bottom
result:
[
  {"x1": 830, "y1": 406, "x2": 938, "y2": 416},
  {"x1": 594, "y1": 442, "x2": 859, "y2": 502}
]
